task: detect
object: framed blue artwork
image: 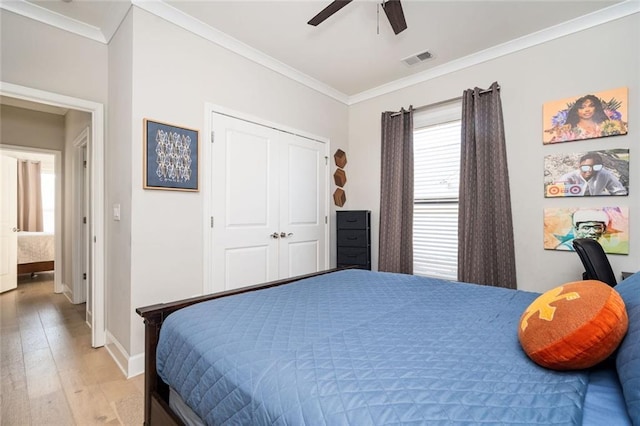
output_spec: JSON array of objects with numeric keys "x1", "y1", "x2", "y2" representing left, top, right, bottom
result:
[{"x1": 143, "y1": 119, "x2": 199, "y2": 191}]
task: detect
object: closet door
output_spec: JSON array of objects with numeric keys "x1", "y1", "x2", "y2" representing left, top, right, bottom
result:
[
  {"x1": 212, "y1": 114, "x2": 280, "y2": 291},
  {"x1": 211, "y1": 113, "x2": 327, "y2": 292},
  {"x1": 278, "y1": 133, "x2": 326, "y2": 278}
]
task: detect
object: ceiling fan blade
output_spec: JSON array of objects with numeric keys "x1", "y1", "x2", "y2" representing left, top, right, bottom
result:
[
  {"x1": 308, "y1": 0, "x2": 353, "y2": 26},
  {"x1": 382, "y1": 0, "x2": 407, "y2": 35}
]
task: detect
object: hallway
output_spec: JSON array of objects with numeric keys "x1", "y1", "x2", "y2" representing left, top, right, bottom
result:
[{"x1": 0, "y1": 273, "x2": 143, "y2": 425}]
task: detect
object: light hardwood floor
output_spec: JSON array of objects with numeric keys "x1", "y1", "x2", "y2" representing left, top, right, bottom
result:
[{"x1": 1, "y1": 273, "x2": 144, "y2": 425}]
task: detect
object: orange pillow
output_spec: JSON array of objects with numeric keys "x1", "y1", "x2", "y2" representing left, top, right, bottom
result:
[{"x1": 518, "y1": 280, "x2": 628, "y2": 370}]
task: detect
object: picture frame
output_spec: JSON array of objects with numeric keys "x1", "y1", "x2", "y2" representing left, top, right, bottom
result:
[
  {"x1": 543, "y1": 206, "x2": 629, "y2": 254},
  {"x1": 542, "y1": 87, "x2": 628, "y2": 144},
  {"x1": 543, "y1": 149, "x2": 629, "y2": 197},
  {"x1": 143, "y1": 119, "x2": 199, "y2": 191}
]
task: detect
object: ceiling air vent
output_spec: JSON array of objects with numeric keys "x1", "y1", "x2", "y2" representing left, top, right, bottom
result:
[{"x1": 402, "y1": 50, "x2": 434, "y2": 66}]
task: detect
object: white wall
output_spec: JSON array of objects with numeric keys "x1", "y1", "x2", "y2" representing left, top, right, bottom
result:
[
  {"x1": 106, "y1": 7, "x2": 134, "y2": 361},
  {"x1": 0, "y1": 105, "x2": 65, "y2": 151},
  {"x1": 124, "y1": 8, "x2": 349, "y2": 357},
  {"x1": 1, "y1": 10, "x2": 108, "y2": 103},
  {"x1": 348, "y1": 13, "x2": 639, "y2": 293}
]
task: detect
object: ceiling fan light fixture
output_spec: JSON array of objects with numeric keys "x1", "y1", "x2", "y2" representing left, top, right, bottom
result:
[
  {"x1": 382, "y1": 0, "x2": 407, "y2": 35},
  {"x1": 308, "y1": 0, "x2": 353, "y2": 26},
  {"x1": 309, "y1": 0, "x2": 407, "y2": 35}
]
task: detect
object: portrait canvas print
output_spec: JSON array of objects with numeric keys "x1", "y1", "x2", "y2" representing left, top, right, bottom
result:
[
  {"x1": 544, "y1": 149, "x2": 629, "y2": 197},
  {"x1": 543, "y1": 206, "x2": 629, "y2": 254},
  {"x1": 543, "y1": 87, "x2": 628, "y2": 144}
]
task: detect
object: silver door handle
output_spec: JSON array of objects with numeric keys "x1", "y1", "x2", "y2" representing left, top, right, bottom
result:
[
  {"x1": 280, "y1": 232, "x2": 294, "y2": 238},
  {"x1": 270, "y1": 232, "x2": 280, "y2": 239}
]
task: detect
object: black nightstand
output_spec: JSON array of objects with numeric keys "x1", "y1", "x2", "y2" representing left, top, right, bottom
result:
[{"x1": 337, "y1": 210, "x2": 371, "y2": 270}]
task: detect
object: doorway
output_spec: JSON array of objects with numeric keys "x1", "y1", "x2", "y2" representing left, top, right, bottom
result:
[
  {"x1": 0, "y1": 82, "x2": 106, "y2": 347},
  {"x1": 0, "y1": 147, "x2": 61, "y2": 294}
]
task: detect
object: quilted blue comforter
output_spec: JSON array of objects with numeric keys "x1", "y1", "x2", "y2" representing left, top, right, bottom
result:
[{"x1": 157, "y1": 270, "x2": 591, "y2": 425}]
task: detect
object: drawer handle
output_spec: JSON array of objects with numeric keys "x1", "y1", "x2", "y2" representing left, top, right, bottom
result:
[
  {"x1": 346, "y1": 219, "x2": 357, "y2": 222},
  {"x1": 346, "y1": 237, "x2": 358, "y2": 240}
]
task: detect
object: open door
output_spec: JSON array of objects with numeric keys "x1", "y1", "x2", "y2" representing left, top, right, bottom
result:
[{"x1": 1, "y1": 155, "x2": 18, "y2": 293}]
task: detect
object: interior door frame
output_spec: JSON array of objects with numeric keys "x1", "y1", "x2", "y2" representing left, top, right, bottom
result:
[
  {"x1": 0, "y1": 81, "x2": 106, "y2": 348},
  {"x1": 72, "y1": 127, "x2": 89, "y2": 305},
  {"x1": 0, "y1": 144, "x2": 62, "y2": 294},
  {"x1": 203, "y1": 103, "x2": 330, "y2": 295}
]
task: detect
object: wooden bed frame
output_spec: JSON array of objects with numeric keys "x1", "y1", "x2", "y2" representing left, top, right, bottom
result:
[
  {"x1": 18, "y1": 260, "x2": 54, "y2": 275},
  {"x1": 136, "y1": 267, "x2": 347, "y2": 426}
]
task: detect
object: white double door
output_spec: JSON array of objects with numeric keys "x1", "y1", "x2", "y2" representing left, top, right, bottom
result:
[{"x1": 211, "y1": 113, "x2": 328, "y2": 292}]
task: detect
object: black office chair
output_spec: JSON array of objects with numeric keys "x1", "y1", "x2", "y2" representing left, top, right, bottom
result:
[{"x1": 572, "y1": 238, "x2": 617, "y2": 287}]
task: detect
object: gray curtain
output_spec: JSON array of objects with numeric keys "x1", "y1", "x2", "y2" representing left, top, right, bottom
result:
[
  {"x1": 458, "y1": 82, "x2": 516, "y2": 288},
  {"x1": 17, "y1": 160, "x2": 43, "y2": 232},
  {"x1": 379, "y1": 108, "x2": 414, "y2": 274}
]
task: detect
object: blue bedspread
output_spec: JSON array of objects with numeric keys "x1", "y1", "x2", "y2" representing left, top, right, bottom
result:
[{"x1": 157, "y1": 270, "x2": 592, "y2": 425}]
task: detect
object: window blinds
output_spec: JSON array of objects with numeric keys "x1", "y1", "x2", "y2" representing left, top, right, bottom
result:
[{"x1": 413, "y1": 120, "x2": 460, "y2": 280}]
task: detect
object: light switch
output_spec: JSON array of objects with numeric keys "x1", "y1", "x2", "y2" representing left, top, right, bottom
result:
[{"x1": 113, "y1": 204, "x2": 121, "y2": 221}]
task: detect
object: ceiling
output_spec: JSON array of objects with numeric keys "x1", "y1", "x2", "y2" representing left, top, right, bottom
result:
[{"x1": 1, "y1": 0, "x2": 635, "y2": 104}]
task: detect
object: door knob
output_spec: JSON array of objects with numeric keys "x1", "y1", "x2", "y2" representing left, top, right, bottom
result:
[
  {"x1": 280, "y1": 232, "x2": 294, "y2": 238},
  {"x1": 270, "y1": 232, "x2": 280, "y2": 239}
]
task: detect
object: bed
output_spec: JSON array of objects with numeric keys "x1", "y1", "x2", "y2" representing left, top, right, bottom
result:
[
  {"x1": 17, "y1": 231, "x2": 55, "y2": 274},
  {"x1": 137, "y1": 268, "x2": 640, "y2": 425}
]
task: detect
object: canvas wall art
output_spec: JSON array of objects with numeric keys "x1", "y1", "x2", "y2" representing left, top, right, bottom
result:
[
  {"x1": 543, "y1": 87, "x2": 628, "y2": 144},
  {"x1": 543, "y1": 206, "x2": 629, "y2": 254},
  {"x1": 144, "y1": 119, "x2": 199, "y2": 191},
  {"x1": 544, "y1": 149, "x2": 629, "y2": 197}
]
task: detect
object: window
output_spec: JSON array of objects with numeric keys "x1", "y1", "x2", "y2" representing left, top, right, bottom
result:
[
  {"x1": 413, "y1": 102, "x2": 461, "y2": 280},
  {"x1": 41, "y1": 172, "x2": 55, "y2": 233}
]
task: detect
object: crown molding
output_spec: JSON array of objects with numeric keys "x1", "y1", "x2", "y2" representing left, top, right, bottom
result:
[
  {"x1": 348, "y1": 1, "x2": 640, "y2": 105},
  {"x1": 131, "y1": 0, "x2": 350, "y2": 105},
  {"x1": 0, "y1": 0, "x2": 107, "y2": 43}
]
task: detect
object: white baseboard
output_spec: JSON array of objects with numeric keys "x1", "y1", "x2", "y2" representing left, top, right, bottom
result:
[
  {"x1": 128, "y1": 351, "x2": 145, "y2": 378},
  {"x1": 62, "y1": 283, "x2": 73, "y2": 303},
  {"x1": 105, "y1": 331, "x2": 145, "y2": 378}
]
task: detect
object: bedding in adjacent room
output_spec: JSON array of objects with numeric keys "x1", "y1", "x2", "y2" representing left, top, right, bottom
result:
[{"x1": 17, "y1": 231, "x2": 54, "y2": 264}]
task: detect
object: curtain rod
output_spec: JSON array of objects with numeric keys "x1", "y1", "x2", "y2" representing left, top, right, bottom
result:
[{"x1": 390, "y1": 85, "x2": 500, "y2": 116}]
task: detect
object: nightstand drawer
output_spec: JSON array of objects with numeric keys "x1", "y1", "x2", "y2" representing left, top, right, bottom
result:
[
  {"x1": 337, "y1": 211, "x2": 369, "y2": 229},
  {"x1": 337, "y1": 247, "x2": 370, "y2": 265},
  {"x1": 337, "y1": 230, "x2": 368, "y2": 247}
]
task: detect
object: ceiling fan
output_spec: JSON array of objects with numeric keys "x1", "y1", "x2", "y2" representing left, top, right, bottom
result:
[{"x1": 308, "y1": 0, "x2": 407, "y2": 35}]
